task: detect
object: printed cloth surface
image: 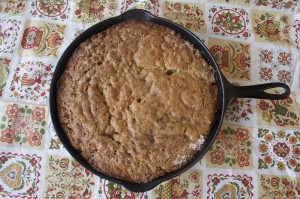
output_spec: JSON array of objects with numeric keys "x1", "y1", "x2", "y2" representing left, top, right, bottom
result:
[{"x1": 0, "y1": 0, "x2": 300, "y2": 198}]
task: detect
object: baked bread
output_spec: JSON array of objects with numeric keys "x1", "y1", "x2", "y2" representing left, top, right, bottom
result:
[{"x1": 57, "y1": 20, "x2": 218, "y2": 183}]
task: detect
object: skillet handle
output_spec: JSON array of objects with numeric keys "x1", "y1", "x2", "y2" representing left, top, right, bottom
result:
[
  {"x1": 230, "y1": 82, "x2": 290, "y2": 100},
  {"x1": 121, "y1": 9, "x2": 153, "y2": 21}
]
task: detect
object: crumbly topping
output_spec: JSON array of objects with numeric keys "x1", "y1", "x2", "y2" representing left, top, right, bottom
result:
[{"x1": 57, "y1": 20, "x2": 218, "y2": 183}]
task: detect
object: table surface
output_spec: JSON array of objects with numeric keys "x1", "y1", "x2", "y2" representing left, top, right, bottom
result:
[{"x1": 0, "y1": 0, "x2": 300, "y2": 198}]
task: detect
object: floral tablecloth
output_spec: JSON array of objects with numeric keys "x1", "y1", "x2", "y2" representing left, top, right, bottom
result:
[{"x1": 0, "y1": 0, "x2": 300, "y2": 198}]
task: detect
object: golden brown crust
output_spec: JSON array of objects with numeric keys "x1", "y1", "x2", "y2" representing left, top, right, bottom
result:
[{"x1": 57, "y1": 20, "x2": 218, "y2": 183}]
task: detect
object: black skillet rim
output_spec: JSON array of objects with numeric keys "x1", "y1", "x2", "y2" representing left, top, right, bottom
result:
[{"x1": 50, "y1": 9, "x2": 226, "y2": 192}]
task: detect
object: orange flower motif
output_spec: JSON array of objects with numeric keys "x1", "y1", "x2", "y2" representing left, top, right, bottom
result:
[
  {"x1": 236, "y1": 128, "x2": 249, "y2": 142},
  {"x1": 233, "y1": 52, "x2": 250, "y2": 70},
  {"x1": 210, "y1": 148, "x2": 225, "y2": 165},
  {"x1": 0, "y1": 128, "x2": 16, "y2": 143},
  {"x1": 289, "y1": 136, "x2": 298, "y2": 145},
  {"x1": 28, "y1": 131, "x2": 42, "y2": 146},
  {"x1": 259, "y1": 144, "x2": 268, "y2": 153},
  {"x1": 292, "y1": 147, "x2": 300, "y2": 156},
  {"x1": 237, "y1": 152, "x2": 249, "y2": 167},
  {"x1": 289, "y1": 159, "x2": 297, "y2": 167},
  {"x1": 264, "y1": 134, "x2": 273, "y2": 142},
  {"x1": 47, "y1": 33, "x2": 63, "y2": 48},
  {"x1": 31, "y1": 107, "x2": 45, "y2": 121},
  {"x1": 264, "y1": 155, "x2": 273, "y2": 164},
  {"x1": 5, "y1": 104, "x2": 19, "y2": 118}
]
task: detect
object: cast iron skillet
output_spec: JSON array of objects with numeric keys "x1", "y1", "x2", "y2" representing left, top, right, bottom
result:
[{"x1": 50, "y1": 9, "x2": 290, "y2": 192}]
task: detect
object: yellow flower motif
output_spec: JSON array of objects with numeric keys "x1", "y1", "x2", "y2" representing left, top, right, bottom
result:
[
  {"x1": 277, "y1": 131, "x2": 286, "y2": 138},
  {"x1": 241, "y1": 44, "x2": 249, "y2": 53},
  {"x1": 277, "y1": 162, "x2": 286, "y2": 171},
  {"x1": 262, "y1": 111, "x2": 272, "y2": 122},
  {"x1": 57, "y1": 25, "x2": 66, "y2": 33},
  {"x1": 284, "y1": 1, "x2": 294, "y2": 9}
]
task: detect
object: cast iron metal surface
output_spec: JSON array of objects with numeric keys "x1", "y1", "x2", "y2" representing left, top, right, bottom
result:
[{"x1": 50, "y1": 9, "x2": 290, "y2": 192}]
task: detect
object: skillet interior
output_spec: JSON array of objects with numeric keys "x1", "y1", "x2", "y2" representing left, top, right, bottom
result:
[{"x1": 50, "y1": 9, "x2": 226, "y2": 192}]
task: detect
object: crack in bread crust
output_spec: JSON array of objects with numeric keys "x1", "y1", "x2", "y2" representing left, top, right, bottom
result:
[{"x1": 57, "y1": 20, "x2": 218, "y2": 183}]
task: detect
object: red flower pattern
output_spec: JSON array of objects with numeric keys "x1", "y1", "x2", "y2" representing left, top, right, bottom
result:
[
  {"x1": 273, "y1": 142, "x2": 290, "y2": 158},
  {"x1": 212, "y1": 177, "x2": 220, "y2": 185},
  {"x1": 259, "y1": 49, "x2": 274, "y2": 63},
  {"x1": 259, "y1": 100, "x2": 271, "y2": 111},
  {"x1": 192, "y1": 189, "x2": 200, "y2": 197},
  {"x1": 236, "y1": 128, "x2": 249, "y2": 142},
  {"x1": 259, "y1": 67, "x2": 273, "y2": 81},
  {"x1": 225, "y1": 98, "x2": 253, "y2": 122},
  {"x1": 5, "y1": 104, "x2": 19, "y2": 118},
  {"x1": 277, "y1": 52, "x2": 291, "y2": 66},
  {"x1": 27, "y1": 188, "x2": 34, "y2": 195},
  {"x1": 28, "y1": 131, "x2": 42, "y2": 146},
  {"x1": 75, "y1": 9, "x2": 81, "y2": 15},
  {"x1": 31, "y1": 107, "x2": 45, "y2": 121},
  {"x1": 210, "y1": 148, "x2": 225, "y2": 165},
  {"x1": 0, "y1": 128, "x2": 16, "y2": 143},
  {"x1": 242, "y1": 178, "x2": 249, "y2": 187},
  {"x1": 237, "y1": 152, "x2": 249, "y2": 167},
  {"x1": 278, "y1": 70, "x2": 292, "y2": 84},
  {"x1": 29, "y1": 158, "x2": 38, "y2": 166},
  {"x1": 0, "y1": 155, "x2": 8, "y2": 164},
  {"x1": 208, "y1": 125, "x2": 252, "y2": 168}
]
